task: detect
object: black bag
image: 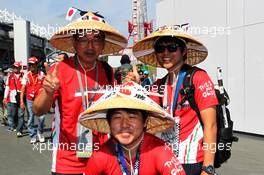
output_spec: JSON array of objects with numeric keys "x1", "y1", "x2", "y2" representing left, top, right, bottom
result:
[
  {"x1": 15, "y1": 92, "x2": 21, "y2": 106},
  {"x1": 13, "y1": 75, "x2": 21, "y2": 106},
  {"x1": 0, "y1": 76, "x2": 4, "y2": 95},
  {"x1": 179, "y1": 65, "x2": 238, "y2": 168},
  {"x1": 158, "y1": 64, "x2": 238, "y2": 168}
]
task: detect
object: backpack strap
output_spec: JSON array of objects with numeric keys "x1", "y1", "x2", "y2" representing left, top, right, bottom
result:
[
  {"x1": 180, "y1": 65, "x2": 205, "y2": 123},
  {"x1": 101, "y1": 61, "x2": 113, "y2": 84},
  {"x1": 158, "y1": 74, "x2": 168, "y2": 108}
]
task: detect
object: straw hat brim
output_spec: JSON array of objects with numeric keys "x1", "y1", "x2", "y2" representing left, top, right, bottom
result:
[
  {"x1": 50, "y1": 20, "x2": 128, "y2": 55},
  {"x1": 79, "y1": 93, "x2": 174, "y2": 134},
  {"x1": 132, "y1": 29, "x2": 208, "y2": 67}
]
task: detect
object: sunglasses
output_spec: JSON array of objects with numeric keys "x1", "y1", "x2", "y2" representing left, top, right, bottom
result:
[{"x1": 154, "y1": 44, "x2": 179, "y2": 53}]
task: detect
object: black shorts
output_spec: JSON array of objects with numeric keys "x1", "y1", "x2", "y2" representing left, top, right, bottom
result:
[{"x1": 182, "y1": 162, "x2": 202, "y2": 175}]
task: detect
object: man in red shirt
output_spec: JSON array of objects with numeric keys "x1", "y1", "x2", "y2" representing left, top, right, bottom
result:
[
  {"x1": 3, "y1": 62, "x2": 25, "y2": 136},
  {"x1": 20, "y1": 57, "x2": 46, "y2": 143},
  {"x1": 33, "y1": 11, "x2": 127, "y2": 175},
  {"x1": 133, "y1": 26, "x2": 218, "y2": 175},
  {"x1": 79, "y1": 82, "x2": 185, "y2": 175}
]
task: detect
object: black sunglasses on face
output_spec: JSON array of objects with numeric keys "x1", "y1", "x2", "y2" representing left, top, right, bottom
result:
[{"x1": 154, "y1": 44, "x2": 179, "y2": 53}]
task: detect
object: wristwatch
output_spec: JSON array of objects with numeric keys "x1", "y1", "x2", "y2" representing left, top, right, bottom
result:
[{"x1": 202, "y1": 165, "x2": 218, "y2": 175}]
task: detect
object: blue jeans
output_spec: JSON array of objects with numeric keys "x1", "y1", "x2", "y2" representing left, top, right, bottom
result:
[
  {"x1": 6, "y1": 103, "x2": 24, "y2": 131},
  {"x1": 26, "y1": 100, "x2": 45, "y2": 138}
]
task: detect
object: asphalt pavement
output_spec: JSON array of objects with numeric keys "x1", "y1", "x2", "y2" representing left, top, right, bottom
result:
[{"x1": 0, "y1": 115, "x2": 264, "y2": 175}]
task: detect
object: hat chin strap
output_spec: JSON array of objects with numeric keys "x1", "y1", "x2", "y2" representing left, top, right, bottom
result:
[
  {"x1": 121, "y1": 133, "x2": 144, "y2": 175},
  {"x1": 121, "y1": 133, "x2": 144, "y2": 151}
]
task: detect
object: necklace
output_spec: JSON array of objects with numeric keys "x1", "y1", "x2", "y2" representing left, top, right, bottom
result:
[
  {"x1": 29, "y1": 71, "x2": 38, "y2": 85},
  {"x1": 121, "y1": 134, "x2": 144, "y2": 151}
]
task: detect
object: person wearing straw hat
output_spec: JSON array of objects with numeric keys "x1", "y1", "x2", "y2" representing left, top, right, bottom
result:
[
  {"x1": 133, "y1": 26, "x2": 218, "y2": 175},
  {"x1": 33, "y1": 11, "x2": 127, "y2": 175},
  {"x1": 3, "y1": 61, "x2": 25, "y2": 136},
  {"x1": 79, "y1": 82, "x2": 186, "y2": 175}
]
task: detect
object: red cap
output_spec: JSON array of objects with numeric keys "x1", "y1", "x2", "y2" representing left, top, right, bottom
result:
[
  {"x1": 28, "y1": 57, "x2": 38, "y2": 64},
  {"x1": 13, "y1": 61, "x2": 22, "y2": 68}
]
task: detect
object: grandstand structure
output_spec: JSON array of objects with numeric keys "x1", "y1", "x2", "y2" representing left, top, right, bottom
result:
[{"x1": 0, "y1": 9, "x2": 54, "y2": 69}]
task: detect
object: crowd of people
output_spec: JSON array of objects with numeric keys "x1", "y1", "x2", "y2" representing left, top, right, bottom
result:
[
  {"x1": 1, "y1": 10, "x2": 220, "y2": 175},
  {"x1": 1, "y1": 57, "x2": 47, "y2": 142}
]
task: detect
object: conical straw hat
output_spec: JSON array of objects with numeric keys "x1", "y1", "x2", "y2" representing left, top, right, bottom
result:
[
  {"x1": 79, "y1": 82, "x2": 175, "y2": 134},
  {"x1": 50, "y1": 12, "x2": 127, "y2": 54},
  {"x1": 133, "y1": 25, "x2": 208, "y2": 67}
]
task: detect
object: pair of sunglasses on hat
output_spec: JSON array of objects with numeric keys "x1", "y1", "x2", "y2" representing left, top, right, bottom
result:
[{"x1": 154, "y1": 43, "x2": 180, "y2": 53}]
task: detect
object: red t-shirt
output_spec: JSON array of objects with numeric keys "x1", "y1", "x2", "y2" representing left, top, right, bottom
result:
[
  {"x1": 5, "y1": 73, "x2": 23, "y2": 103},
  {"x1": 22, "y1": 71, "x2": 44, "y2": 100},
  {"x1": 49, "y1": 58, "x2": 114, "y2": 174},
  {"x1": 151, "y1": 70, "x2": 218, "y2": 164},
  {"x1": 85, "y1": 132, "x2": 186, "y2": 175}
]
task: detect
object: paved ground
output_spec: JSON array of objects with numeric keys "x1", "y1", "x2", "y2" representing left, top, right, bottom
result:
[
  {"x1": 0, "y1": 116, "x2": 52, "y2": 175},
  {"x1": 0, "y1": 116, "x2": 264, "y2": 175}
]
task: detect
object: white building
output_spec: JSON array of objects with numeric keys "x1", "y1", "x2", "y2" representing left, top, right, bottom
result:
[{"x1": 156, "y1": 0, "x2": 264, "y2": 135}]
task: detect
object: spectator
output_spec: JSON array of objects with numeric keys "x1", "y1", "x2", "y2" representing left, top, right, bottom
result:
[
  {"x1": 56, "y1": 52, "x2": 69, "y2": 62},
  {"x1": 141, "y1": 70, "x2": 152, "y2": 88},
  {"x1": 114, "y1": 54, "x2": 133, "y2": 84},
  {"x1": 80, "y1": 82, "x2": 185, "y2": 175},
  {"x1": 20, "y1": 57, "x2": 46, "y2": 143},
  {"x1": 133, "y1": 26, "x2": 218, "y2": 175},
  {"x1": 3, "y1": 62, "x2": 25, "y2": 137},
  {"x1": 0, "y1": 68, "x2": 7, "y2": 126},
  {"x1": 138, "y1": 70, "x2": 144, "y2": 82},
  {"x1": 33, "y1": 11, "x2": 127, "y2": 175}
]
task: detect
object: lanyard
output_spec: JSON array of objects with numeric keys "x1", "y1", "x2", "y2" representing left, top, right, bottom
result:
[
  {"x1": 29, "y1": 72, "x2": 38, "y2": 85},
  {"x1": 74, "y1": 55, "x2": 98, "y2": 110},
  {"x1": 163, "y1": 69, "x2": 186, "y2": 115},
  {"x1": 172, "y1": 69, "x2": 186, "y2": 112},
  {"x1": 115, "y1": 144, "x2": 141, "y2": 175}
]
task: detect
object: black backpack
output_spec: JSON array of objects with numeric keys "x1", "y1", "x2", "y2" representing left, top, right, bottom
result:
[
  {"x1": 0, "y1": 76, "x2": 5, "y2": 95},
  {"x1": 159, "y1": 64, "x2": 238, "y2": 168}
]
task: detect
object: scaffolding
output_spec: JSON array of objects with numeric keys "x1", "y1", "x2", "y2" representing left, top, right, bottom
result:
[{"x1": 128, "y1": 0, "x2": 152, "y2": 45}]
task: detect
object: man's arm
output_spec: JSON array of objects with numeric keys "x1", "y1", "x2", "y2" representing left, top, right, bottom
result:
[
  {"x1": 33, "y1": 63, "x2": 60, "y2": 116},
  {"x1": 20, "y1": 85, "x2": 26, "y2": 110},
  {"x1": 3, "y1": 79, "x2": 9, "y2": 106},
  {"x1": 200, "y1": 107, "x2": 217, "y2": 174}
]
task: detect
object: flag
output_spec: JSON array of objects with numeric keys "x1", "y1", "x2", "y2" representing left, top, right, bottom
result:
[{"x1": 65, "y1": 7, "x2": 77, "y2": 21}]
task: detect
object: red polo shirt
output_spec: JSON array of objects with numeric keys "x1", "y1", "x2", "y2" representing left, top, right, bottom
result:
[{"x1": 85, "y1": 132, "x2": 186, "y2": 175}]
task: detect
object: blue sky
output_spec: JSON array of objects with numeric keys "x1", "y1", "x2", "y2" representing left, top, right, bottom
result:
[{"x1": 1, "y1": 0, "x2": 157, "y2": 40}]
